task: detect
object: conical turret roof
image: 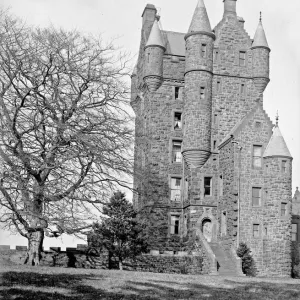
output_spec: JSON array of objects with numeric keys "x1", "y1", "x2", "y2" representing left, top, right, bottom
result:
[
  {"x1": 145, "y1": 20, "x2": 165, "y2": 48},
  {"x1": 188, "y1": 0, "x2": 212, "y2": 33},
  {"x1": 252, "y1": 18, "x2": 269, "y2": 49},
  {"x1": 263, "y1": 126, "x2": 292, "y2": 158}
]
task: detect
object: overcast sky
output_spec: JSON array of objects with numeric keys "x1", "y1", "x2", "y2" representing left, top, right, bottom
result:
[{"x1": 0, "y1": 0, "x2": 299, "y2": 249}]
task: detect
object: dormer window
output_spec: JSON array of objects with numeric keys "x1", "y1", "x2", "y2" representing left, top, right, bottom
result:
[
  {"x1": 201, "y1": 44, "x2": 207, "y2": 57},
  {"x1": 200, "y1": 87, "x2": 205, "y2": 100},
  {"x1": 239, "y1": 51, "x2": 246, "y2": 66}
]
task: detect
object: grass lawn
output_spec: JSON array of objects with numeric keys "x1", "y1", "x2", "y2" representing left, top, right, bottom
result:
[{"x1": 1, "y1": 264, "x2": 300, "y2": 300}]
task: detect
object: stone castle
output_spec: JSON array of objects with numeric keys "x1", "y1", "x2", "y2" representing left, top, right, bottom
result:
[{"x1": 131, "y1": 0, "x2": 293, "y2": 277}]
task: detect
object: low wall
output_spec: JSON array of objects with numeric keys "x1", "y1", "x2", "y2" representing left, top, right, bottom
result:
[{"x1": 0, "y1": 245, "x2": 206, "y2": 275}]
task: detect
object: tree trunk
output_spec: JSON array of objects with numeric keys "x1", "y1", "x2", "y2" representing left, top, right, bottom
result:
[
  {"x1": 119, "y1": 259, "x2": 123, "y2": 270},
  {"x1": 24, "y1": 230, "x2": 44, "y2": 266}
]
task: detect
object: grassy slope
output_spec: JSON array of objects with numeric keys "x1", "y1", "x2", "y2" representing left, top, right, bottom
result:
[{"x1": 0, "y1": 265, "x2": 300, "y2": 300}]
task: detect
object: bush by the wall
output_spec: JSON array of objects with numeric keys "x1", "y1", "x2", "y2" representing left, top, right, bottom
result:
[{"x1": 236, "y1": 242, "x2": 256, "y2": 277}]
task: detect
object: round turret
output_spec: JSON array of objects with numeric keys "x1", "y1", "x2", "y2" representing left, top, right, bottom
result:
[
  {"x1": 252, "y1": 15, "x2": 270, "y2": 93},
  {"x1": 183, "y1": 0, "x2": 215, "y2": 169},
  {"x1": 143, "y1": 20, "x2": 165, "y2": 92}
]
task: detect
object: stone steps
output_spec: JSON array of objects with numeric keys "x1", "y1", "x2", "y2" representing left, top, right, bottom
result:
[{"x1": 209, "y1": 242, "x2": 241, "y2": 276}]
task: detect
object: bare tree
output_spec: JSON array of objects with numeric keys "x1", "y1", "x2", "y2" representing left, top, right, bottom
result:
[{"x1": 0, "y1": 12, "x2": 133, "y2": 265}]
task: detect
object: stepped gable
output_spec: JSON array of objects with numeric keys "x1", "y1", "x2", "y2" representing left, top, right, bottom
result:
[{"x1": 218, "y1": 103, "x2": 273, "y2": 148}]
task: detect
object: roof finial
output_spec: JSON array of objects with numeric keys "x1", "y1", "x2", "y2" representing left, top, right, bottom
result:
[
  {"x1": 276, "y1": 111, "x2": 279, "y2": 127},
  {"x1": 260, "y1": 11, "x2": 262, "y2": 22}
]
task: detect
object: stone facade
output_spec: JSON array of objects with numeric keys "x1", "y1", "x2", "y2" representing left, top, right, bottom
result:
[{"x1": 131, "y1": 0, "x2": 293, "y2": 277}]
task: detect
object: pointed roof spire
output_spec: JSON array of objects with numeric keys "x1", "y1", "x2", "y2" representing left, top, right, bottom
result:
[
  {"x1": 263, "y1": 125, "x2": 292, "y2": 159},
  {"x1": 276, "y1": 111, "x2": 279, "y2": 127},
  {"x1": 188, "y1": 0, "x2": 212, "y2": 33},
  {"x1": 145, "y1": 20, "x2": 165, "y2": 49},
  {"x1": 252, "y1": 12, "x2": 270, "y2": 49}
]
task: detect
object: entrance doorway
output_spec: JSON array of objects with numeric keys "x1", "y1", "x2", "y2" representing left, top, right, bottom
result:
[{"x1": 202, "y1": 219, "x2": 212, "y2": 242}]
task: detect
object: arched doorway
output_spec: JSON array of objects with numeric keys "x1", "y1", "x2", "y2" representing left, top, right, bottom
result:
[{"x1": 202, "y1": 219, "x2": 213, "y2": 242}]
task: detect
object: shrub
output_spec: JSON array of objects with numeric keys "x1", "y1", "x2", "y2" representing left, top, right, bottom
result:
[
  {"x1": 291, "y1": 242, "x2": 300, "y2": 278},
  {"x1": 236, "y1": 242, "x2": 256, "y2": 277}
]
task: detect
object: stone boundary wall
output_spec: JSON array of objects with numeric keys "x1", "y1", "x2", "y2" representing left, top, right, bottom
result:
[{"x1": 0, "y1": 244, "x2": 206, "y2": 275}]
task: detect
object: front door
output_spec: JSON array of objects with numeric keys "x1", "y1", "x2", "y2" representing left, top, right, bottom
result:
[{"x1": 202, "y1": 219, "x2": 212, "y2": 242}]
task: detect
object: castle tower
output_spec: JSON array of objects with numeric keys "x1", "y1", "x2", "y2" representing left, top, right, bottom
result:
[
  {"x1": 143, "y1": 20, "x2": 166, "y2": 92},
  {"x1": 262, "y1": 119, "x2": 293, "y2": 276},
  {"x1": 182, "y1": 0, "x2": 215, "y2": 168},
  {"x1": 251, "y1": 14, "x2": 270, "y2": 94}
]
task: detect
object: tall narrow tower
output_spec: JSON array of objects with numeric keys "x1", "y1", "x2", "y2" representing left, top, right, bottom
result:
[{"x1": 182, "y1": 0, "x2": 215, "y2": 168}]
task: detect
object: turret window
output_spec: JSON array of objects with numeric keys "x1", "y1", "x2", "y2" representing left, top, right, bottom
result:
[
  {"x1": 200, "y1": 87, "x2": 206, "y2": 99},
  {"x1": 281, "y1": 160, "x2": 287, "y2": 173},
  {"x1": 252, "y1": 145, "x2": 262, "y2": 168},
  {"x1": 239, "y1": 51, "x2": 246, "y2": 66},
  {"x1": 201, "y1": 44, "x2": 207, "y2": 57},
  {"x1": 174, "y1": 112, "x2": 182, "y2": 130},
  {"x1": 172, "y1": 140, "x2": 182, "y2": 163},
  {"x1": 215, "y1": 50, "x2": 220, "y2": 63},
  {"x1": 217, "y1": 81, "x2": 221, "y2": 93},
  {"x1": 240, "y1": 83, "x2": 246, "y2": 96}
]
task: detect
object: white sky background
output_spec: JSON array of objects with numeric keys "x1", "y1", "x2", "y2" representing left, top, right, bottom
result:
[{"x1": 0, "y1": 0, "x2": 299, "y2": 249}]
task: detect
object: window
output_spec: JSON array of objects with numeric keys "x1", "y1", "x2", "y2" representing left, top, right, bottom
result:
[
  {"x1": 170, "y1": 177, "x2": 181, "y2": 201},
  {"x1": 292, "y1": 224, "x2": 298, "y2": 241},
  {"x1": 255, "y1": 121, "x2": 262, "y2": 129},
  {"x1": 204, "y1": 177, "x2": 212, "y2": 196},
  {"x1": 239, "y1": 51, "x2": 246, "y2": 66},
  {"x1": 240, "y1": 83, "x2": 246, "y2": 96},
  {"x1": 172, "y1": 140, "x2": 182, "y2": 163},
  {"x1": 213, "y1": 140, "x2": 217, "y2": 150},
  {"x1": 175, "y1": 87, "x2": 180, "y2": 100},
  {"x1": 219, "y1": 175, "x2": 223, "y2": 196},
  {"x1": 217, "y1": 81, "x2": 221, "y2": 93},
  {"x1": 253, "y1": 224, "x2": 260, "y2": 238},
  {"x1": 174, "y1": 112, "x2": 182, "y2": 130},
  {"x1": 282, "y1": 160, "x2": 287, "y2": 173},
  {"x1": 200, "y1": 87, "x2": 205, "y2": 99},
  {"x1": 253, "y1": 145, "x2": 262, "y2": 168},
  {"x1": 201, "y1": 44, "x2": 207, "y2": 57},
  {"x1": 281, "y1": 203, "x2": 287, "y2": 217},
  {"x1": 252, "y1": 187, "x2": 261, "y2": 207},
  {"x1": 221, "y1": 211, "x2": 227, "y2": 236},
  {"x1": 264, "y1": 226, "x2": 268, "y2": 237},
  {"x1": 170, "y1": 215, "x2": 180, "y2": 235}
]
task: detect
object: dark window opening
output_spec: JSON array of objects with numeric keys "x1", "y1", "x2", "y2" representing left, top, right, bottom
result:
[
  {"x1": 213, "y1": 140, "x2": 217, "y2": 150},
  {"x1": 170, "y1": 215, "x2": 180, "y2": 235},
  {"x1": 175, "y1": 86, "x2": 180, "y2": 99},
  {"x1": 201, "y1": 44, "x2": 207, "y2": 57},
  {"x1": 215, "y1": 50, "x2": 220, "y2": 63},
  {"x1": 255, "y1": 121, "x2": 262, "y2": 129},
  {"x1": 219, "y1": 175, "x2": 223, "y2": 196},
  {"x1": 217, "y1": 81, "x2": 221, "y2": 93},
  {"x1": 174, "y1": 112, "x2": 182, "y2": 130},
  {"x1": 204, "y1": 177, "x2": 212, "y2": 196},
  {"x1": 241, "y1": 83, "x2": 246, "y2": 96},
  {"x1": 200, "y1": 87, "x2": 205, "y2": 100}
]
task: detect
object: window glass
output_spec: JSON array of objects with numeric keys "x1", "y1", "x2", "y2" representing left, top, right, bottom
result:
[
  {"x1": 281, "y1": 203, "x2": 287, "y2": 216},
  {"x1": 170, "y1": 177, "x2": 181, "y2": 201},
  {"x1": 204, "y1": 177, "x2": 212, "y2": 196},
  {"x1": 253, "y1": 224, "x2": 259, "y2": 238},
  {"x1": 172, "y1": 140, "x2": 182, "y2": 163},
  {"x1": 239, "y1": 51, "x2": 246, "y2": 66},
  {"x1": 252, "y1": 187, "x2": 261, "y2": 206},
  {"x1": 253, "y1": 145, "x2": 262, "y2": 168}
]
